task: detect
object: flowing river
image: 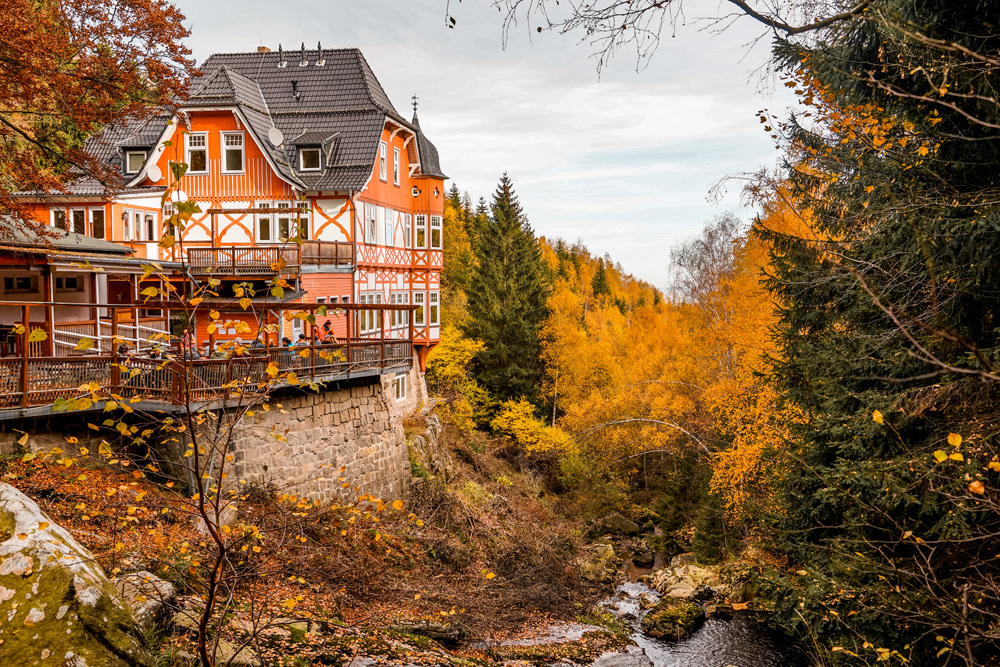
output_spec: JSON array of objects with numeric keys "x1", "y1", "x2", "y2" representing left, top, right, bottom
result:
[{"x1": 599, "y1": 582, "x2": 810, "y2": 667}]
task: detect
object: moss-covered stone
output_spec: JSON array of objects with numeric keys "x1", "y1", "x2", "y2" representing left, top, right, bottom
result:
[
  {"x1": 640, "y1": 598, "x2": 705, "y2": 640},
  {"x1": 0, "y1": 483, "x2": 153, "y2": 667}
]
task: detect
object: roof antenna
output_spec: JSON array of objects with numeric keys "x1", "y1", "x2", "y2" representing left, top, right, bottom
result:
[
  {"x1": 316, "y1": 41, "x2": 325, "y2": 66},
  {"x1": 278, "y1": 44, "x2": 286, "y2": 68},
  {"x1": 300, "y1": 42, "x2": 307, "y2": 67}
]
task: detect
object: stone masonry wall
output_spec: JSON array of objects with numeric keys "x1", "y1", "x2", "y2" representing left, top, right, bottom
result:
[{"x1": 229, "y1": 378, "x2": 412, "y2": 502}]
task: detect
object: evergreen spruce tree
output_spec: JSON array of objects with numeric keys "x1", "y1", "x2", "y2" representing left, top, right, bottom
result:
[
  {"x1": 757, "y1": 2, "x2": 1000, "y2": 663},
  {"x1": 463, "y1": 174, "x2": 550, "y2": 406},
  {"x1": 591, "y1": 258, "x2": 610, "y2": 299}
]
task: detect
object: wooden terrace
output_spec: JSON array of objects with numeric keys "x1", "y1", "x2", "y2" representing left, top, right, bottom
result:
[
  {"x1": 0, "y1": 300, "x2": 415, "y2": 417},
  {"x1": 184, "y1": 240, "x2": 354, "y2": 276}
]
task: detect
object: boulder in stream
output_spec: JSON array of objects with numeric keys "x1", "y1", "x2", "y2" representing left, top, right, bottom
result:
[
  {"x1": 640, "y1": 598, "x2": 705, "y2": 640},
  {"x1": 0, "y1": 482, "x2": 153, "y2": 666}
]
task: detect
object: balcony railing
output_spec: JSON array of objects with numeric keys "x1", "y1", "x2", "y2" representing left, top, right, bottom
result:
[
  {"x1": 0, "y1": 300, "x2": 414, "y2": 414},
  {"x1": 184, "y1": 242, "x2": 353, "y2": 276}
]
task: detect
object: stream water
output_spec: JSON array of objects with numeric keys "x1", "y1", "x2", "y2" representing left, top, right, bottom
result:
[{"x1": 599, "y1": 582, "x2": 810, "y2": 667}]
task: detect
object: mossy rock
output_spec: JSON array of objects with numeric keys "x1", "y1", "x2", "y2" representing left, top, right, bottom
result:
[
  {"x1": 640, "y1": 599, "x2": 705, "y2": 640},
  {"x1": 0, "y1": 483, "x2": 153, "y2": 666}
]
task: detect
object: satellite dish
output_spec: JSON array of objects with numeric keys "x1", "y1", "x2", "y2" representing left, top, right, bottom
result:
[
  {"x1": 268, "y1": 126, "x2": 284, "y2": 146},
  {"x1": 171, "y1": 190, "x2": 188, "y2": 203},
  {"x1": 147, "y1": 164, "x2": 162, "y2": 182}
]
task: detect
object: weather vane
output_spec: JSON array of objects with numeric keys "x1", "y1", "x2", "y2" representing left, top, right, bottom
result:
[{"x1": 411, "y1": 94, "x2": 419, "y2": 114}]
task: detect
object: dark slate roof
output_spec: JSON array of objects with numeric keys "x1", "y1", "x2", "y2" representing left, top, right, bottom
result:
[
  {"x1": 0, "y1": 219, "x2": 133, "y2": 255},
  {"x1": 411, "y1": 112, "x2": 447, "y2": 180},
  {"x1": 12, "y1": 176, "x2": 167, "y2": 197},
  {"x1": 28, "y1": 47, "x2": 446, "y2": 195}
]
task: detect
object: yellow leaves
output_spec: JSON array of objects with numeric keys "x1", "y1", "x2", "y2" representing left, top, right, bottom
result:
[
  {"x1": 988, "y1": 461, "x2": 1000, "y2": 472},
  {"x1": 480, "y1": 570, "x2": 496, "y2": 579},
  {"x1": 74, "y1": 337, "x2": 95, "y2": 351},
  {"x1": 21, "y1": 452, "x2": 35, "y2": 463},
  {"x1": 949, "y1": 452, "x2": 964, "y2": 462},
  {"x1": 933, "y1": 450, "x2": 948, "y2": 463},
  {"x1": 392, "y1": 499, "x2": 404, "y2": 511},
  {"x1": 968, "y1": 481, "x2": 985, "y2": 495},
  {"x1": 872, "y1": 410, "x2": 884, "y2": 424},
  {"x1": 947, "y1": 433, "x2": 962, "y2": 448},
  {"x1": 27, "y1": 328, "x2": 47, "y2": 343},
  {"x1": 917, "y1": 145, "x2": 930, "y2": 157}
]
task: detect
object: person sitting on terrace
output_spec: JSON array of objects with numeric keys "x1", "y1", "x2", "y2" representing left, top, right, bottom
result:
[
  {"x1": 148, "y1": 347, "x2": 162, "y2": 360},
  {"x1": 210, "y1": 344, "x2": 228, "y2": 359},
  {"x1": 117, "y1": 344, "x2": 132, "y2": 358},
  {"x1": 294, "y1": 334, "x2": 309, "y2": 347},
  {"x1": 251, "y1": 336, "x2": 266, "y2": 350}
]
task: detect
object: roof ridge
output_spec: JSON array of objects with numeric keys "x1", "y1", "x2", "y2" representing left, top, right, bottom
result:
[
  {"x1": 190, "y1": 66, "x2": 234, "y2": 98},
  {"x1": 353, "y1": 50, "x2": 397, "y2": 116}
]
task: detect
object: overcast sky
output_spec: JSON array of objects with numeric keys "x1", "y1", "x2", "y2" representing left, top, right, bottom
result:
[{"x1": 176, "y1": 0, "x2": 797, "y2": 288}]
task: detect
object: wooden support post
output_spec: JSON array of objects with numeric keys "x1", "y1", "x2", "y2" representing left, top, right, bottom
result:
[
  {"x1": 408, "y1": 306, "x2": 415, "y2": 371},
  {"x1": 309, "y1": 319, "x2": 316, "y2": 380},
  {"x1": 380, "y1": 305, "x2": 385, "y2": 371},
  {"x1": 20, "y1": 305, "x2": 29, "y2": 408},
  {"x1": 90, "y1": 274, "x2": 99, "y2": 343},
  {"x1": 110, "y1": 307, "x2": 120, "y2": 394},
  {"x1": 346, "y1": 304, "x2": 352, "y2": 374},
  {"x1": 43, "y1": 270, "x2": 53, "y2": 355}
]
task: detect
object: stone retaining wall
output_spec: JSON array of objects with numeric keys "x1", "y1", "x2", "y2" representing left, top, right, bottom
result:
[{"x1": 229, "y1": 377, "x2": 412, "y2": 502}]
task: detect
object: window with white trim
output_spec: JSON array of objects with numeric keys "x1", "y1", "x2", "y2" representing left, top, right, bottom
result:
[
  {"x1": 394, "y1": 372, "x2": 407, "y2": 401},
  {"x1": 126, "y1": 151, "x2": 146, "y2": 174},
  {"x1": 429, "y1": 290, "x2": 440, "y2": 326},
  {"x1": 390, "y1": 291, "x2": 409, "y2": 328},
  {"x1": 364, "y1": 203, "x2": 377, "y2": 244},
  {"x1": 413, "y1": 291, "x2": 425, "y2": 326},
  {"x1": 90, "y1": 209, "x2": 105, "y2": 240},
  {"x1": 222, "y1": 132, "x2": 245, "y2": 173},
  {"x1": 276, "y1": 201, "x2": 293, "y2": 241},
  {"x1": 385, "y1": 209, "x2": 394, "y2": 247},
  {"x1": 145, "y1": 214, "x2": 156, "y2": 242},
  {"x1": 358, "y1": 292, "x2": 383, "y2": 334},
  {"x1": 253, "y1": 200, "x2": 271, "y2": 242},
  {"x1": 70, "y1": 209, "x2": 86, "y2": 235},
  {"x1": 51, "y1": 209, "x2": 67, "y2": 231},
  {"x1": 430, "y1": 215, "x2": 442, "y2": 250},
  {"x1": 299, "y1": 147, "x2": 321, "y2": 171},
  {"x1": 185, "y1": 133, "x2": 208, "y2": 173},
  {"x1": 122, "y1": 209, "x2": 132, "y2": 241},
  {"x1": 134, "y1": 211, "x2": 143, "y2": 241},
  {"x1": 316, "y1": 296, "x2": 326, "y2": 304},
  {"x1": 415, "y1": 215, "x2": 427, "y2": 249},
  {"x1": 295, "y1": 201, "x2": 310, "y2": 239},
  {"x1": 379, "y1": 141, "x2": 387, "y2": 181},
  {"x1": 404, "y1": 214, "x2": 412, "y2": 249},
  {"x1": 393, "y1": 147, "x2": 400, "y2": 185}
]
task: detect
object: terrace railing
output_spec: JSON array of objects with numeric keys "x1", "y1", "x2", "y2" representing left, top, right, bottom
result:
[{"x1": 183, "y1": 241, "x2": 353, "y2": 276}]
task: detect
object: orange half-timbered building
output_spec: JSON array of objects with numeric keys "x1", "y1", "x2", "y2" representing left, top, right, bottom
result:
[{"x1": 12, "y1": 45, "x2": 445, "y2": 374}]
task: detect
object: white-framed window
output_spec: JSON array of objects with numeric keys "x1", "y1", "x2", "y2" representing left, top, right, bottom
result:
[
  {"x1": 429, "y1": 290, "x2": 440, "y2": 326},
  {"x1": 341, "y1": 294, "x2": 350, "y2": 306},
  {"x1": 385, "y1": 209, "x2": 394, "y2": 247},
  {"x1": 125, "y1": 151, "x2": 146, "y2": 174},
  {"x1": 51, "y1": 209, "x2": 67, "y2": 231},
  {"x1": 390, "y1": 291, "x2": 409, "y2": 328},
  {"x1": 55, "y1": 276, "x2": 83, "y2": 292},
  {"x1": 299, "y1": 147, "x2": 321, "y2": 171},
  {"x1": 2, "y1": 276, "x2": 38, "y2": 293},
  {"x1": 254, "y1": 200, "x2": 272, "y2": 242},
  {"x1": 358, "y1": 292, "x2": 383, "y2": 334},
  {"x1": 404, "y1": 214, "x2": 412, "y2": 249},
  {"x1": 364, "y1": 203, "x2": 377, "y2": 244},
  {"x1": 430, "y1": 215, "x2": 442, "y2": 250},
  {"x1": 413, "y1": 291, "x2": 425, "y2": 326},
  {"x1": 185, "y1": 133, "x2": 208, "y2": 173},
  {"x1": 122, "y1": 209, "x2": 132, "y2": 241},
  {"x1": 90, "y1": 209, "x2": 105, "y2": 240},
  {"x1": 415, "y1": 214, "x2": 427, "y2": 249},
  {"x1": 379, "y1": 141, "x2": 387, "y2": 181},
  {"x1": 294, "y1": 201, "x2": 310, "y2": 240},
  {"x1": 134, "y1": 211, "x2": 143, "y2": 241},
  {"x1": 394, "y1": 372, "x2": 407, "y2": 400},
  {"x1": 145, "y1": 213, "x2": 157, "y2": 242},
  {"x1": 393, "y1": 147, "x2": 400, "y2": 186},
  {"x1": 328, "y1": 296, "x2": 338, "y2": 305},
  {"x1": 69, "y1": 209, "x2": 86, "y2": 235},
  {"x1": 222, "y1": 132, "x2": 245, "y2": 173},
  {"x1": 275, "y1": 201, "x2": 294, "y2": 241},
  {"x1": 316, "y1": 296, "x2": 326, "y2": 304}
]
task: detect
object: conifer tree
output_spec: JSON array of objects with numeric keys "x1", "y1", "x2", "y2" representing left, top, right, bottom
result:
[{"x1": 463, "y1": 174, "x2": 550, "y2": 406}]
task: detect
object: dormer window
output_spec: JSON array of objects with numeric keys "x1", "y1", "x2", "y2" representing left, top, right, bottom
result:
[
  {"x1": 125, "y1": 151, "x2": 146, "y2": 174},
  {"x1": 299, "y1": 147, "x2": 321, "y2": 171}
]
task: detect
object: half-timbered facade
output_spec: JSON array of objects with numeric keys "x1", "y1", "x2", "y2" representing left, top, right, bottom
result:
[{"x1": 14, "y1": 45, "x2": 445, "y2": 369}]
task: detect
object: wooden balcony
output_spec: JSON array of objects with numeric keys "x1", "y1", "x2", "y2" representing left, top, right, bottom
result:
[
  {"x1": 185, "y1": 241, "x2": 353, "y2": 277},
  {"x1": 0, "y1": 300, "x2": 414, "y2": 416}
]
